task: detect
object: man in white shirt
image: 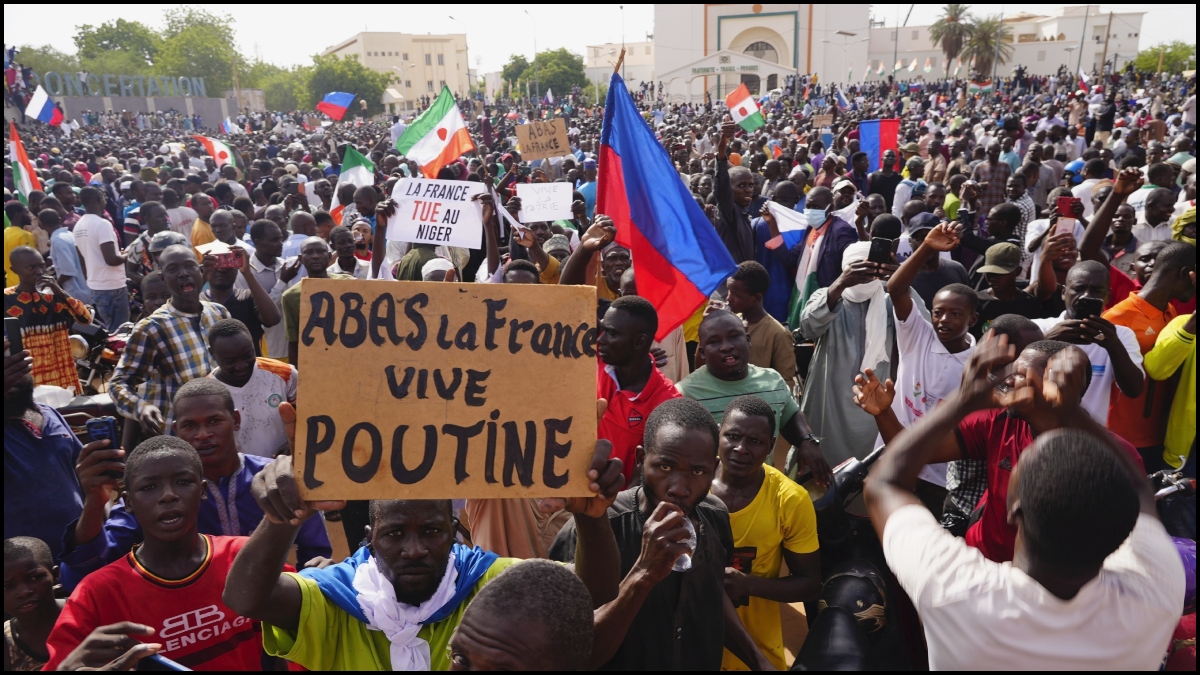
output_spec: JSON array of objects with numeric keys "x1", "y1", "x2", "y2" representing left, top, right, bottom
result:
[
  {"x1": 389, "y1": 115, "x2": 407, "y2": 146},
  {"x1": 72, "y1": 186, "x2": 129, "y2": 328},
  {"x1": 1070, "y1": 158, "x2": 1107, "y2": 217},
  {"x1": 883, "y1": 223, "x2": 977, "y2": 497},
  {"x1": 1130, "y1": 186, "x2": 1179, "y2": 242},
  {"x1": 207, "y1": 319, "x2": 298, "y2": 458},
  {"x1": 234, "y1": 219, "x2": 300, "y2": 361},
  {"x1": 865, "y1": 336, "x2": 1184, "y2": 671},
  {"x1": 280, "y1": 210, "x2": 314, "y2": 258},
  {"x1": 163, "y1": 187, "x2": 198, "y2": 241},
  {"x1": 1031, "y1": 260, "x2": 1143, "y2": 424}
]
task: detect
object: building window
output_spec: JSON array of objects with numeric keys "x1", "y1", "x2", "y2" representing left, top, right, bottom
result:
[
  {"x1": 437, "y1": 54, "x2": 444, "y2": 66},
  {"x1": 645, "y1": 46, "x2": 651, "y2": 55},
  {"x1": 440, "y1": 80, "x2": 446, "y2": 88},
  {"x1": 425, "y1": 54, "x2": 432, "y2": 65},
  {"x1": 405, "y1": 80, "x2": 411, "y2": 88},
  {"x1": 912, "y1": 29, "x2": 919, "y2": 40},
  {"x1": 1037, "y1": 50, "x2": 1046, "y2": 61},
  {"x1": 427, "y1": 80, "x2": 434, "y2": 91},
  {"x1": 744, "y1": 41, "x2": 778, "y2": 64},
  {"x1": 890, "y1": 31, "x2": 896, "y2": 41},
  {"x1": 403, "y1": 52, "x2": 408, "y2": 60}
]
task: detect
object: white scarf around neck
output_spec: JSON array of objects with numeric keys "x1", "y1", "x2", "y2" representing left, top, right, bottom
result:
[
  {"x1": 353, "y1": 550, "x2": 459, "y2": 670},
  {"x1": 840, "y1": 241, "x2": 890, "y2": 374}
]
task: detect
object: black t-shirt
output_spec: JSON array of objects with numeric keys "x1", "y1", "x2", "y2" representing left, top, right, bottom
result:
[
  {"x1": 868, "y1": 171, "x2": 904, "y2": 210},
  {"x1": 550, "y1": 488, "x2": 733, "y2": 671},
  {"x1": 973, "y1": 288, "x2": 1046, "y2": 339},
  {"x1": 207, "y1": 288, "x2": 265, "y2": 356},
  {"x1": 913, "y1": 260, "x2": 971, "y2": 311}
]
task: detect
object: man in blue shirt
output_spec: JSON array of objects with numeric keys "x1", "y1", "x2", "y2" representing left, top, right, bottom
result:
[
  {"x1": 4, "y1": 345, "x2": 86, "y2": 561},
  {"x1": 577, "y1": 159, "x2": 598, "y2": 218},
  {"x1": 752, "y1": 181, "x2": 805, "y2": 324},
  {"x1": 58, "y1": 378, "x2": 331, "y2": 591}
]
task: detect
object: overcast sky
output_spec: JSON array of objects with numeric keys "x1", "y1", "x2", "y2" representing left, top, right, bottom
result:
[{"x1": 3, "y1": 4, "x2": 1194, "y2": 75}]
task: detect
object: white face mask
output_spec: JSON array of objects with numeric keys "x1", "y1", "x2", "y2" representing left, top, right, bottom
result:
[{"x1": 804, "y1": 208, "x2": 828, "y2": 227}]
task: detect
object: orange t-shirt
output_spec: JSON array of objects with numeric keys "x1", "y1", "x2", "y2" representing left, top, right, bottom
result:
[{"x1": 1102, "y1": 293, "x2": 1176, "y2": 448}]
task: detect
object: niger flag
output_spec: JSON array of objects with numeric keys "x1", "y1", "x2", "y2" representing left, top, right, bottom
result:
[{"x1": 394, "y1": 86, "x2": 474, "y2": 178}]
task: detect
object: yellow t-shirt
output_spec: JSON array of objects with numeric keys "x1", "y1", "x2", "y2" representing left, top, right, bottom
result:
[
  {"x1": 5, "y1": 225, "x2": 36, "y2": 287},
  {"x1": 190, "y1": 218, "x2": 215, "y2": 260},
  {"x1": 721, "y1": 464, "x2": 819, "y2": 671},
  {"x1": 263, "y1": 558, "x2": 518, "y2": 671},
  {"x1": 682, "y1": 303, "x2": 707, "y2": 343}
]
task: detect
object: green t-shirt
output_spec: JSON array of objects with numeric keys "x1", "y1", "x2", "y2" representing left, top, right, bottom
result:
[
  {"x1": 263, "y1": 558, "x2": 518, "y2": 671},
  {"x1": 282, "y1": 274, "x2": 354, "y2": 342},
  {"x1": 676, "y1": 364, "x2": 800, "y2": 436}
]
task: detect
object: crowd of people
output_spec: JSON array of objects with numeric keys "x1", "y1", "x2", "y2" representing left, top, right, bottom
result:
[{"x1": 3, "y1": 52, "x2": 1197, "y2": 671}]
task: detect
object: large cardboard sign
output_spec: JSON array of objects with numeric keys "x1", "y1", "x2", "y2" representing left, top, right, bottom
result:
[
  {"x1": 293, "y1": 279, "x2": 598, "y2": 500},
  {"x1": 812, "y1": 114, "x2": 833, "y2": 128},
  {"x1": 516, "y1": 182, "x2": 574, "y2": 222},
  {"x1": 515, "y1": 119, "x2": 571, "y2": 161},
  {"x1": 385, "y1": 178, "x2": 485, "y2": 249}
]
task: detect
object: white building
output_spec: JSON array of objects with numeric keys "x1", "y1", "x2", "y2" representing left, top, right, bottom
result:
[
  {"x1": 585, "y1": 41, "x2": 656, "y2": 91},
  {"x1": 864, "y1": 6, "x2": 1145, "y2": 83},
  {"x1": 650, "y1": 4, "x2": 1145, "y2": 100},
  {"x1": 320, "y1": 32, "x2": 471, "y2": 113},
  {"x1": 653, "y1": 4, "x2": 871, "y2": 102}
]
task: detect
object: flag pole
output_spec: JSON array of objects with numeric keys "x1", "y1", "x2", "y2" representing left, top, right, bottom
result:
[{"x1": 614, "y1": 48, "x2": 626, "y2": 75}]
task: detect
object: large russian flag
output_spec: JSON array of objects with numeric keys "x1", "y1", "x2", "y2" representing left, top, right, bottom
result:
[
  {"x1": 858, "y1": 118, "x2": 899, "y2": 172},
  {"x1": 316, "y1": 92, "x2": 355, "y2": 121},
  {"x1": 24, "y1": 86, "x2": 63, "y2": 126},
  {"x1": 598, "y1": 73, "x2": 736, "y2": 341}
]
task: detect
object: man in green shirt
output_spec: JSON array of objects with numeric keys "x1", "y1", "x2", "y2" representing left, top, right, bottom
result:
[
  {"x1": 282, "y1": 237, "x2": 352, "y2": 367},
  {"x1": 223, "y1": 414, "x2": 627, "y2": 671},
  {"x1": 676, "y1": 311, "x2": 832, "y2": 486}
]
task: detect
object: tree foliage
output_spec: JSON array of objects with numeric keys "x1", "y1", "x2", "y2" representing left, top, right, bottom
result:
[
  {"x1": 930, "y1": 4, "x2": 973, "y2": 65},
  {"x1": 154, "y1": 9, "x2": 239, "y2": 93},
  {"x1": 518, "y1": 49, "x2": 587, "y2": 99},
  {"x1": 1134, "y1": 41, "x2": 1197, "y2": 74},
  {"x1": 501, "y1": 55, "x2": 530, "y2": 85},
  {"x1": 303, "y1": 54, "x2": 390, "y2": 116},
  {"x1": 11, "y1": 45, "x2": 79, "y2": 75},
  {"x1": 74, "y1": 19, "x2": 160, "y2": 68},
  {"x1": 962, "y1": 15, "x2": 1014, "y2": 79}
]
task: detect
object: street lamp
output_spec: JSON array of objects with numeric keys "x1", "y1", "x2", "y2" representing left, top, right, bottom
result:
[
  {"x1": 448, "y1": 15, "x2": 470, "y2": 97},
  {"x1": 392, "y1": 63, "x2": 414, "y2": 111},
  {"x1": 821, "y1": 32, "x2": 870, "y2": 83},
  {"x1": 523, "y1": 9, "x2": 539, "y2": 101}
]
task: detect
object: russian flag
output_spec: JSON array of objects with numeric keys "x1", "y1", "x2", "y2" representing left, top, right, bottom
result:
[
  {"x1": 219, "y1": 117, "x2": 238, "y2": 134},
  {"x1": 316, "y1": 92, "x2": 355, "y2": 121},
  {"x1": 598, "y1": 73, "x2": 736, "y2": 341},
  {"x1": 24, "y1": 86, "x2": 63, "y2": 126},
  {"x1": 858, "y1": 118, "x2": 899, "y2": 172}
]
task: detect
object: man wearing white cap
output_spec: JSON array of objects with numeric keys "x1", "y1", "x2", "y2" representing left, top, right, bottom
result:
[{"x1": 421, "y1": 257, "x2": 456, "y2": 282}]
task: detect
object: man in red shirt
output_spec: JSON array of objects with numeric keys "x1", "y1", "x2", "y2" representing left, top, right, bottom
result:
[
  {"x1": 855, "y1": 336, "x2": 1143, "y2": 562},
  {"x1": 44, "y1": 436, "x2": 280, "y2": 671},
  {"x1": 597, "y1": 295, "x2": 681, "y2": 487}
]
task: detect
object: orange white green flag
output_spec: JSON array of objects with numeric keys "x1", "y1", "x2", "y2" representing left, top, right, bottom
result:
[{"x1": 394, "y1": 86, "x2": 475, "y2": 178}]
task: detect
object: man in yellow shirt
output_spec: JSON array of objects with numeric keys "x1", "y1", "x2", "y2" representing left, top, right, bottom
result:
[
  {"x1": 711, "y1": 395, "x2": 821, "y2": 670},
  {"x1": 4, "y1": 206, "x2": 36, "y2": 287},
  {"x1": 1143, "y1": 303, "x2": 1196, "y2": 472}
]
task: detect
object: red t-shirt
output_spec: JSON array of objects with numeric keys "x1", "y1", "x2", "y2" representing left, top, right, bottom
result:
[
  {"x1": 596, "y1": 358, "x2": 681, "y2": 487},
  {"x1": 44, "y1": 535, "x2": 286, "y2": 671},
  {"x1": 957, "y1": 409, "x2": 1144, "y2": 563}
]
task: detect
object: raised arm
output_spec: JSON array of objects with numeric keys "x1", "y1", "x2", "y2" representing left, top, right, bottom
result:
[
  {"x1": 1080, "y1": 167, "x2": 1142, "y2": 264},
  {"x1": 888, "y1": 222, "x2": 961, "y2": 321},
  {"x1": 371, "y1": 198, "x2": 397, "y2": 280},
  {"x1": 559, "y1": 217, "x2": 614, "y2": 286},
  {"x1": 234, "y1": 245, "x2": 282, "y2": 327},
  {"x1": 866, "y1": 333, "x2": 1016, "y2": 537}
]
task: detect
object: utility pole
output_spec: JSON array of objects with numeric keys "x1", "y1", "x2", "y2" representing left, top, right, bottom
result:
[
  {"x1": 231, "y1": 53, "x2": 241, "y2": 113},
  {"x1": 992, "y1": 8, "x2": 1004, "y2": 85},
  {"x1": 1099, "y1": 11, "x2": 1114, "y2": 75},
  {"x1": 1075, "y1": 5, "x2": 1090, "y2": 79}
]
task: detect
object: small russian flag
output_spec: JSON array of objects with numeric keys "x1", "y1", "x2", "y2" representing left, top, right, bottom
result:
[
  {"x1": 858, "y1": 119, "x2": 900, "y2": 172},
  {"x1": 317, "y1": 92, "x2": 356, "y2": 121},
  {"x1": 25, "y1": 86, "x2": 64, "y2": 126},
  {"x1": 219, "y1": 118, "x2": 238, "y2": 134}
]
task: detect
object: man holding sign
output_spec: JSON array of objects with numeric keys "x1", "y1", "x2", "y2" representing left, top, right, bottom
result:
[{"x1": 223, "y1": 428, "x2": 627, "y2": 670}]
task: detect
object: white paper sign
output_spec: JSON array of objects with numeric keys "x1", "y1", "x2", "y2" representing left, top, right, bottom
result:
[
  {"x1": 386, "y1": 178, "x2": 485, "y2": 249},
  {"x1": 516, "y1": 182, "x2": 573, "y2": 223}
]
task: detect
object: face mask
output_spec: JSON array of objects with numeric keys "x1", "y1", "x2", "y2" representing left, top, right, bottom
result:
[{"x1": 804, "y1": 208, "x2": 828, "y2": 227}]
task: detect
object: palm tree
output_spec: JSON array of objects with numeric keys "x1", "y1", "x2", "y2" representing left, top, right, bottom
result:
[
  {"x1": 962, "y1": 14, "x2": 1014, "y2": 79},
  {"x1": 930, "y1": 4, "x2": 972, "y2": 66}
]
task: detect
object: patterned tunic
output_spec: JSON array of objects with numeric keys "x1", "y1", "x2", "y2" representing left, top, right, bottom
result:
[{"x1": 4, "y1": 287, "x2": 92, "y2": 391}]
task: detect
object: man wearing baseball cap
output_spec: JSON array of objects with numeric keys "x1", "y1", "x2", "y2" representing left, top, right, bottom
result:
[
  {"x1": 892, "y1": 157, "x2": 927, "y2": 218},
  {"x1": 909, "y1": 213, "x2": 971, "y2": 311},
  {"x1": 973, "y1": 242, "x2": 1044, "y2": 338}
]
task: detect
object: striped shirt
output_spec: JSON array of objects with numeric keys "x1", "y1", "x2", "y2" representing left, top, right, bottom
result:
[
  {"x1": 676, "y1": 364, "x2": 800, "y2": 436},
  {"x1": 110, "y1": 300, "x2": 231, "y2": 422}
]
